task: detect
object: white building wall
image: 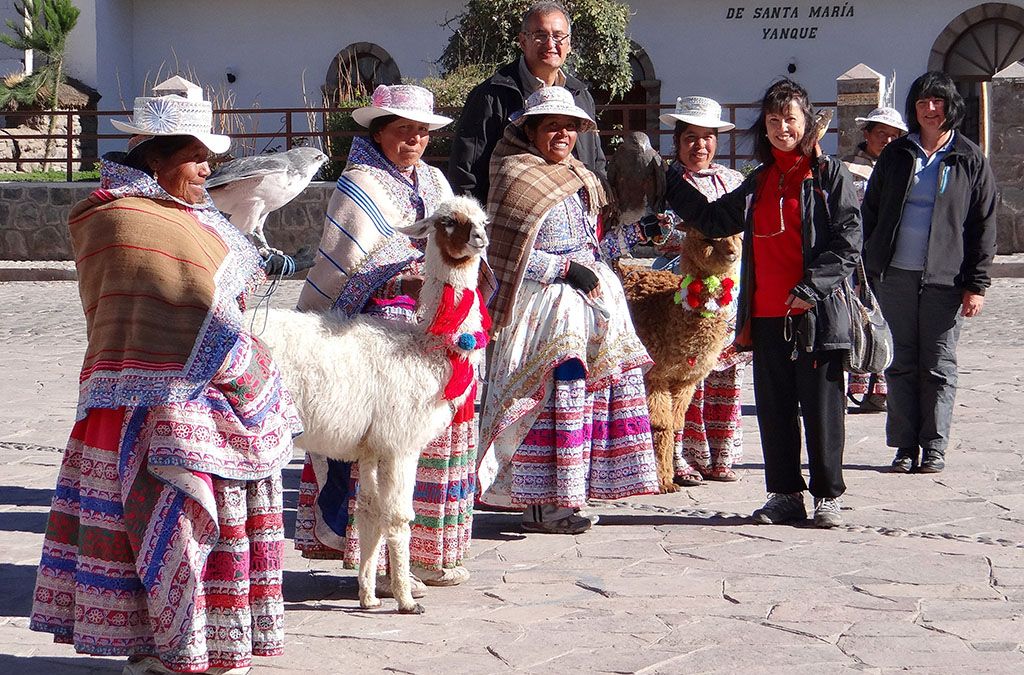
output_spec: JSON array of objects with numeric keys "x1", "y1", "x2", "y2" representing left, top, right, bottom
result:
[
  {"x1": 0, "y1": 1, "x2": 23, "y2": 77},
  {"x1": 57, "y1": 0, "x2": 1024, "y2": 154}
]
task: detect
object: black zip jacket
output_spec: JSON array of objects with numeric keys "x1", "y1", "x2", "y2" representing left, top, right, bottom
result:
[
  {"x1": 665, "y1": 154, "x2": 862, "y2": 351},
  {"x1": 860, "y1": 132, "x2": 997, "y2": 294},
  {"x1": 446, "y1": 60, "x2": 606, "y2": 204}
]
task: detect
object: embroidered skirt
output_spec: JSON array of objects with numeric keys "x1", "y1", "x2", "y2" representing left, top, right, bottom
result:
[
  {"x1": 479, "y1": 263, "x2": 659, "y2": 507},
  {"x1": 675, "y1": 365, "x2": 746, "y2": 473},
  {"x1": 30, "y1": 407, "x2": 287, "y2": 673}
]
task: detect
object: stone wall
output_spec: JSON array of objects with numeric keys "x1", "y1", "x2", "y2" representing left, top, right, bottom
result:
[
  {"x1": 0, "y1": 112, "x2": 92, "y2": 173},
  {"x1": 990, "y1": 70, "x2": 1024, "y2": 255},
  {"x1": 0, "y1": 181, "x2": 335, "y2": 260}
]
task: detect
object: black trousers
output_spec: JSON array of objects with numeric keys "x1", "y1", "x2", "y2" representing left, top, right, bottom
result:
[{"x1": 751, "y1": 317, "x2": 847, "y2": 498}]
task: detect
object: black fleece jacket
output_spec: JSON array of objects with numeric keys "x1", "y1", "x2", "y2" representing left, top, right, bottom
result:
[
  {"x1": 861, "y1": 132, "x2": 997, "y2": 294},
  {"x1": 446, "y1": 60, "x2": 606, "y2": 204},
  {"x1": 665, "y1": 154, "x2": 862, "y2": 351}
]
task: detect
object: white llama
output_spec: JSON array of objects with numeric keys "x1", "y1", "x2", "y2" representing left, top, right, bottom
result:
[{"x1": 255, "y1": 196, "x2": 489, "y2": 614}]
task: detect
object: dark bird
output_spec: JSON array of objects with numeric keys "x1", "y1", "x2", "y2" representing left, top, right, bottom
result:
[
  {"x1": 207, "y1": 146, "x2": 327, "y2": 252},
  {"x1": 606, "y1": 131, "x2": 666, "y2": 228}
]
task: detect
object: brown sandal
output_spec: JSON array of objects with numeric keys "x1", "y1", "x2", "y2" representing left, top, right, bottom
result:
[
  {"x1": 703, "y1": 465, "x2": 739, "y2": 482},
  {"x1": 673, "y1": 469, "x2": 704, "y2": 487}
]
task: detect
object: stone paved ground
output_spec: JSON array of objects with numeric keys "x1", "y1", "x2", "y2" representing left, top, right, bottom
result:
[{"x1": 1, "y1": 279, "x2": 1022, "y2": 674}]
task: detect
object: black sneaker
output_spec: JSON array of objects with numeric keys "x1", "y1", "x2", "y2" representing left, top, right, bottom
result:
[
  {"x1": 751, "y1": 493, "x2": 806, "y2": 525},
  {"x1": 890, "y1": 447, "x2": 918, "y2": 473},
  {"x1": 918, "y1": 448, "x2": 945, "y2": 473}
]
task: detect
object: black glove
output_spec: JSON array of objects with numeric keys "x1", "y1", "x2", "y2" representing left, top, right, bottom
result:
[
  {"x1": 263, "y1": 252, "x2": 296, "y2": 277},
  {"x1": 564, "y1": 261, "x2": 599, "y2": 293},
  {"x1": 639, "y1": 214, "x2": 663, "y2": 240}
]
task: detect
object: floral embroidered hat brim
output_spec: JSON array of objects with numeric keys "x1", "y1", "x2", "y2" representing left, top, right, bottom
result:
[{"x1": 111, "y1": 75, "x2": 231, "y2": 155}]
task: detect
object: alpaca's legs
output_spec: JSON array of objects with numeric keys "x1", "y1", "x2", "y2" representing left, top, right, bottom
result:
[
  {"x1": 671, "y1": 382, "x2": 699, "y2": 436},
  {"x1": 381, "y1": 451, "x2": 423, "y2": 614},
  {"x1": 356, "y1": 458, "x2": 384, "y2": 610},
  {"x1": 647, "y1": 385, "x2": 678, "y2": 493}
]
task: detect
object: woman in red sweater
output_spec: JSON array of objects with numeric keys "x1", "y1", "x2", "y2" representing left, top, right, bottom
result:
[{"x1": 665, "y1": 79, "x2": 862, "y2": 528}]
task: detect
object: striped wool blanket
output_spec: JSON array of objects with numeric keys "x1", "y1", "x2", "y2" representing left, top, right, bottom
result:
[
  {"x1": 297, "y1": 135, "x2": 453, "y2": 316},
  {"x1": 485, "y1": 126, "x2": 606, "y2": 329},
  {"x1": 69, "y1": 192, "x2": 250, "y2": 418}
]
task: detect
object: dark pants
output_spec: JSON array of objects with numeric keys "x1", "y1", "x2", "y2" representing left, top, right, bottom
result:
[
  {"x1": 875, "y1": 268, "x2": 964, "y2": 453},
  {"x1": 751, "y1": 317, "x2": 847, "y2": 498}
]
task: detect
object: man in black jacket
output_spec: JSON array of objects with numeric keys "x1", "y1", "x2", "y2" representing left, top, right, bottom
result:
[{"x1": 447, "y1": 1, "x2": 606, "y2": 203}]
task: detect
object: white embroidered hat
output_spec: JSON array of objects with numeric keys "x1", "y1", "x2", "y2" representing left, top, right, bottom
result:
[
  {"x1": 855, "y1": 106, "x2": 909, "y2": 133},
  {"x1": 352, "y1": 84, "x2": 453, "y2": 131},
  {"x1": 510, "y1": 86, "x2": 597, "y2": 132},
  {"x1": 659, "y1": 96, "x2": 735, "y2": 132},
  {"x1": 111, "y1": 76, "x2": 231, "y2": 154}
]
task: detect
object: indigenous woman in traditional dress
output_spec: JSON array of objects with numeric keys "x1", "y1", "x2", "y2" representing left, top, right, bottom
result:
[
  {"x1": 655, "y1": 96, "x2": 750, "y2": 486},
  {"x1": 29, "y1": 78, "x2": 302, "y2": 675},
  {"x1": 479, "y1": 86, "x2": 659, "y2": 535},
  {"x1": 294, "y1": 85, "x2": 476, "y2": 589}
]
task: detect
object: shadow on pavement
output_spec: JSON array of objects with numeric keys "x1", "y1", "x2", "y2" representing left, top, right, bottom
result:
[
  {"x1": 0, "y1": 563, "x2": 38, "y2": 617},
  {"x1": 0, "y1": 655, "x2": 122, "y2": 674},
  {"x1": 0, "y1": 510, "x2": 47, "y2": 534},
  {"x1": 0, "y1": 486, "x2": 54, "y2": 507},
  {"x1": 282, "y1": 569, "x2": 358, "y2": 603}
]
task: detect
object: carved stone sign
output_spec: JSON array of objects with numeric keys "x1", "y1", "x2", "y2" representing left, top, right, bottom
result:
[{"x1": 725, "y1": 3, "x2": 857, "y2": 40}]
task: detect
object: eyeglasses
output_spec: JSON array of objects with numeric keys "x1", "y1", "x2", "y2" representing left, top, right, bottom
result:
[
  {"x1": 755, "y1": 161, "x2": 803, "y2": 238},
  {"x1": 753, "y1": 197, "x2": 788, "y2": 238},
  {"x1": 525, "y1": 31, "x2": 571, "y2": 45}
]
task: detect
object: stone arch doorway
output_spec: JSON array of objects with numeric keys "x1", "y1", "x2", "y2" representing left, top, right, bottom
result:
[
  {"x1": 323, "y1": 42, "x2": 402, "y2": 103},
  {"x1": 927, "y1": 3, "x2": 1024, "y2": 144},
  {"x1": 591, "y1": 41, "x2": 661, "y2": 157}
]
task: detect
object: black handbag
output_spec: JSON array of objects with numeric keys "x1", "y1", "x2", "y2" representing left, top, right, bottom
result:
[{"x1": 844, "y1": 260, "x2": 893, "y2": 375}]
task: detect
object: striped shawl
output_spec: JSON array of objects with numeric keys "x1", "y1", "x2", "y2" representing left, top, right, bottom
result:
[
  {"x1": 297, "y1": 136, "x2": 452, "y2": 316},
  {"x1": 70, "y1": 181, "x2": 261, "y2": 419},
  {"x1": 485, "y1": 125, "x2": 606, "y2": 329}
]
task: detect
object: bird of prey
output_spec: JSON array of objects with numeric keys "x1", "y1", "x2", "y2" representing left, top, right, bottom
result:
[
  {"x1": 606, "y1": 131, "x2": 666, "y2": 228},
  {"x1": 206, "y1": 146, "x2": 328, "y2": 251}
]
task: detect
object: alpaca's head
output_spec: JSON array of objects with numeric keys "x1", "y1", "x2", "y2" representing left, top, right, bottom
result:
[
  {"x1": 679, "y1": 225, "x2": 742, "y2": 278},
  {"x1": 397, "y1": 196, "x2": 488, "y2": 268}
]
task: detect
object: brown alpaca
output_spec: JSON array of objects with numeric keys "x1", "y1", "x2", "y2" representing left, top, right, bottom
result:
[{"x1": 620, "y1": 226, "x2": 743, "y2": 493}]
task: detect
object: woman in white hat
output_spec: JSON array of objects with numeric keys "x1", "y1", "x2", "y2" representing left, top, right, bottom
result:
[
  {"x1": 653, "y1": 96, "x2": 751, "y2": 486},
  {"x1": 478, "y1": 86, "x2": 658, "y2": 534},
  {"x1": 842, "y1": 106, "x2": 907, "y2": 414},
  {"x1": 295, "y1": 85, "x2": 477, "y2": 589},
  {"x1": 29, "y1": 77, "x2": 302, "y2": 674}
]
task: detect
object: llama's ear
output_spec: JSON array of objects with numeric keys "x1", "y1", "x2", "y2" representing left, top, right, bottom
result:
[{"x1": 394, "y1": 216, "x2": 435, "y2": 240}]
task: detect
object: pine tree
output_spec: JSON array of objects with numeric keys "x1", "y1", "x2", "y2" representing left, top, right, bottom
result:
[{"x1": 0, "y1": 0, "x2": 81, "y2": 168}]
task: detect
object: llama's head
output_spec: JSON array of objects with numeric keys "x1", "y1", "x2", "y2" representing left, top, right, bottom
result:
[
  {"x1": 397, "y1": 196, "x2": 489, "y2": 269},
  {"x1": 679, "y1": 225, "x2": 742, "y2": 278}
]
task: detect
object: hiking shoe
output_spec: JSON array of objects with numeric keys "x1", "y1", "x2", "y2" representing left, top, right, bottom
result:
[
  {"x1": 918, "y1": 448, "x2": 945, "y2": 473},
  {"x1": 751, "y1": 493, "x2": 806, "y2": 525},
  {"x1": 890, "y1": 447, "x2": 918, "y2": 473},
  {"x1": 813, "y1": 497, "x2": 843, "y2": 528}
]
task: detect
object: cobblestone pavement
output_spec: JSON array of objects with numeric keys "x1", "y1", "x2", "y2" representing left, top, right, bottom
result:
[{"x1": 1, "y1": 279, "x2": 1022, "y2": 674}]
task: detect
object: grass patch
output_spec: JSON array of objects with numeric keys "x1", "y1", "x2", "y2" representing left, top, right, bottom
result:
[{"x1": 0, "y1": 169, "x2": 100, "y2": 182}]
